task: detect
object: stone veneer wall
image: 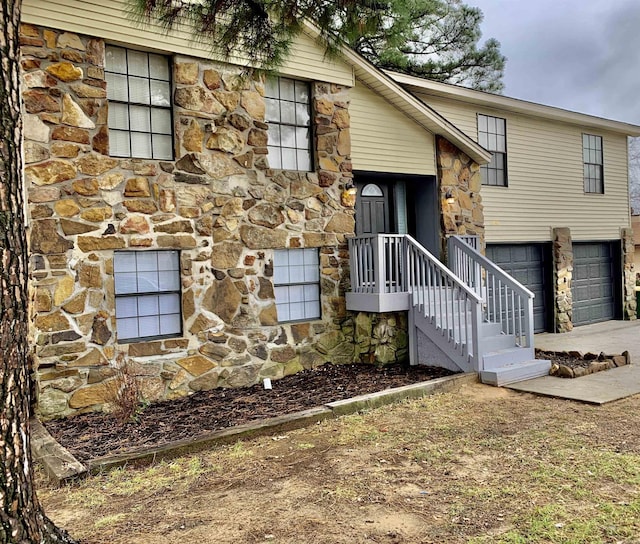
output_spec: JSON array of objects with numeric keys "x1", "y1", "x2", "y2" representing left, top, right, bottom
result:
[
  {"x1": 552, "y1": 227, "x2": 573, "y2": 332},
  {"x1": 621, "y1": 227, "x2": 637, "y2": 320},
  {"x1": 353, "y1": 313, "x2": 409, "y2": 365},
  {"x1": 435, "y1": 137, "x2": 484, "y2": 255},
  {"x1": 20, "y1": 23, "x2": 359, "y2": 418}
]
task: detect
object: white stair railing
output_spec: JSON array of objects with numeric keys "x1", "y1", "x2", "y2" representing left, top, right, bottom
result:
[
  {"x1": 448, "y1": 235, "x2": 535, "y2": 349},
  {"x1": 348, "y1": 234, "x2": 482, "y2": 367},
  {"x1": 405, "y1": 236, "x2": 482, "y2": 365}
]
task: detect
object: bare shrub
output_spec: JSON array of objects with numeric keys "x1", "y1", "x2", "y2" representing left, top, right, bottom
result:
[{"x1": 107, "y1": 353, "x2": 143, "y2": 426}]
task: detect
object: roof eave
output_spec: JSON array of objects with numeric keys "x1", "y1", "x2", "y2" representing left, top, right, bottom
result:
[
  {"x1": 388, "y1": 71, "x2": 640, "y2": 137},
  {"x1": 300, "y1": 23, "x2": 492, "y2": 165}
]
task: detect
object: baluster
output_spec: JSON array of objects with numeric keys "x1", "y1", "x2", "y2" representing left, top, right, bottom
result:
[
  {"x1": 517, "y1": 295, "x2": 523, "y2": 346},
  {"x1": 510, "y1": 290, "x2": 516, "y2": 338}
]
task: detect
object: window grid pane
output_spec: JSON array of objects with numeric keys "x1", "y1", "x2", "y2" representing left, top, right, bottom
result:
[
  {"x1": 106, "y1": 45, "x2": 173, "y2": 160},
  {"x1": 273, "y1": 248, "x2": 320, "y2": 322},
  {"x1": 583, "y1": 134, "x2": 603, "y2": 194},
  {"x1": 478, "y1": 114, "x2": 507, "y2": 187},
  {"x1": 266, "y1": 76, "x2": 312, "y2": 172},
  {"x1": 114, "y1": 251, "x2": 182, "y2": 342}
]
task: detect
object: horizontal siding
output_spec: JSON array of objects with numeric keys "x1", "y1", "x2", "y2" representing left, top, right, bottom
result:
[
  {"x1": 419, "y1": 93, "x2": 630, "y2": 242},
  {"x1": 22, "y1": 0, "x2": 354, "y2": 86},
  {"x1": 350, "y1": 81, "x2": 435, "y2": 175}
]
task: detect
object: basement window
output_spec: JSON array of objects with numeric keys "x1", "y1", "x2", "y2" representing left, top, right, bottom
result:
[
  {"x1": 114, "y1": 250, "x2": 182, "y2": 342},
  {"x1": 273, "y1": 249, "x2": 320, "y2": 322}
]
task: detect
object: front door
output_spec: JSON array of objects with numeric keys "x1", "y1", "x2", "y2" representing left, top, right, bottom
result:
[{"x1": 355, "y1": 181, "x2": 391, "y2": 235}]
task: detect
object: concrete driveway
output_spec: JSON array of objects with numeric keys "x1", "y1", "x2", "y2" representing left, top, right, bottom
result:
[
  {"x1": 535, "y1": 319, "x2": 640, "y2": 360},
  {"x1": 507, "y1": 320, "x2": 640, "y2": 404}
]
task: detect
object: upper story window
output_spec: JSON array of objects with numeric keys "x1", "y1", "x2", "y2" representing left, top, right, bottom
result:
[
  {"x1": 114, "y1": 250, "x2": 182, "y2": 342},
  {"x1": 583, "y1": 134, "x2": 604, "y2": 193},
  {"x1": 265, "y1": 77, "x2": 311, "y2": 171},
  {"x1": 478, "y1": 114, "x2": 507, "y2": 187},
  {"x1": 273, "y1": 248, "x2": 320, "y2": 322},
  {"x1": 105, "y1": 45, "x2": 173, "y2": 160}
]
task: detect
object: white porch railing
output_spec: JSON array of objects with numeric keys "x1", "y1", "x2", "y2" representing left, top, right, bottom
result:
[
  {"x1": 348, "y1": 234, "x2": 407, "y2": 294},
  {"x1": 447, "y1": 235, "x2": 535, "y2": 348},
  {"x1": 348, "y1": 234, "x2": 482, "y2": 366}
]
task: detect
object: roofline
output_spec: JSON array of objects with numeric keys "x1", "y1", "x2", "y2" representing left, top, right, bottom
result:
[
  {"x1": 301, "y1": 24, "x2": 492, "y2": 165},
  {"x1": 387, "y1": 71, "x2": 640, "y2": 137}
]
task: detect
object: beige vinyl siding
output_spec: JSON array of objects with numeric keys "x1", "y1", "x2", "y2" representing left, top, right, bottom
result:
[
  {"x1": 22, "y1": 0, "x2": 354, "y2": 86},
  {"x1": 418, "y1": 93, "x2": 630, "y2": 242},
  {"x1": 350, "y1": 81, "x2": 436, "y2": 175}
]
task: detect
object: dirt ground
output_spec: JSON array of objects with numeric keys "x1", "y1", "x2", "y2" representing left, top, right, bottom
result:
[{"x1": 38, "y1": 383, "x2": 640, "y2": 544}]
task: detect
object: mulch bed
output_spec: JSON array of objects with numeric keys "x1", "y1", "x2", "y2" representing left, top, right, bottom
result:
[
  {"x1": 44, "y1": 363, "x2": 455, "y2": 463},
  {"x1": 536, "y1": 349, "x2": 630, "y2": 378}
]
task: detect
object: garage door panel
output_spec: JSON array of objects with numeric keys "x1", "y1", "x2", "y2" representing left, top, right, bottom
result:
[
  {"x1": 572, "y1": 242, "x2": 615, "y2": 326},
  {"x1": 486, "y1": 244, "x2": 547, "y2": 333}
]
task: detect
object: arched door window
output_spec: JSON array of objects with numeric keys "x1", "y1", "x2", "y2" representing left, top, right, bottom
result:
[{"x1": 361, "y1": 183, "x2": 384, "y2": 197}]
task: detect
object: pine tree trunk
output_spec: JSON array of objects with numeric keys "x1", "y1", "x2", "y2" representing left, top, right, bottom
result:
[{"x1": 0, "y1": 2, "x2": 76, "y2": 542}]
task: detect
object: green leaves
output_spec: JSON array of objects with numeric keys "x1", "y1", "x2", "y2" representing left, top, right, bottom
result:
[{"x1": 129, "y1": 0, "x2": 505, "y2": 91}]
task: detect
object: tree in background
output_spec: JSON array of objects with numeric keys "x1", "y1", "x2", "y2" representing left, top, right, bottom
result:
[
  {"x1": 344, "y1": 0, "x2": 506, "y2": 92},
  {"x1": 132, "y1": 0, "x2": 505, "y2": 92}
]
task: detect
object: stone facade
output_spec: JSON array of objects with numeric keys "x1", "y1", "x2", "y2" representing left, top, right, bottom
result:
[
  {"x1": 621, "y1": 227, "x2": 637, "y2": 320},
  {"x1": 435, "y1": 137, "x2": 485, "y2": 256},
  {"x1": 552, "y1": 227, "x2": 573, "y2": 333},
  {"x1": 21, "y1": 23, "x2": 359, "y2": 418},
  {"x1": 353, "y1": 312, "x2": 409, "y2": 365}
]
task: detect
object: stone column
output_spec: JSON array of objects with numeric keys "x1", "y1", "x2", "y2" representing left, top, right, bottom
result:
[
  {"x1": 621, "y1": 227, "x2": 637, "y2": 320},
  {"x1": 552, "y1": 227, "x2": 573, "y2": 332},
  {"x1": 436, "y1": 136, "x2": 484, "y2": 257}
]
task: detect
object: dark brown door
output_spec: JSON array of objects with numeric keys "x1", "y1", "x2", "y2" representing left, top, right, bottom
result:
[{"x1": 355, "y1": 181, "x2": 391, "y2": 235}]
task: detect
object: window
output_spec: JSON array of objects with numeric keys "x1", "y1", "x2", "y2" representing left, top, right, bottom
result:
[
  {"x1": 114, "y1": 251, "x2": 182, "y2": 342},
  {"x1": 583, "y1": 134, "x2": 603, "y2": 193},
  {"x1": 478, "y1": 114, "x2": 507, "y2": 186},
  {"x1": 273, "y1": 249, "x2": 320, "y2": 322},
  {"x1": 105, "y1": 45, "x2": 173, "y2": 160},
  {"x1": 265, "y1": 77, "x2": 311, "y2": 171}
]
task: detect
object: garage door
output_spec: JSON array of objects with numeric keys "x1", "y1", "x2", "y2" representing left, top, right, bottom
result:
[
  {"x1": 486, "y1": 244, "x2": 548, "y2": 333},
  {"x1": 572, "y1": 242, "x2": 615, "y2": 326}
]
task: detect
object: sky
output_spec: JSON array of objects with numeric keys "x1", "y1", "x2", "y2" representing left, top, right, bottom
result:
[{"x1": 469, "y1": 0, "x2": 640, "y2": 125}]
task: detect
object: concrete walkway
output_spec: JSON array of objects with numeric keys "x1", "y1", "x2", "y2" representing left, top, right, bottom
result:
[{"x1": 508, "y1": 320, "x2": 640, "y2": 404}]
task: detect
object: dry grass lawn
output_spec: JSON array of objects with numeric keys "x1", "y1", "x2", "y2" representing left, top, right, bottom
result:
[{"x1": 38, "y1": 383, "x2": 640, "y2": 543}]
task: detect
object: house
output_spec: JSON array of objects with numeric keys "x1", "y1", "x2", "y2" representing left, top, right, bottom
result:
[
  {"x1": 20, "y1": 0, "x2": 640, "y2": 418},
  {"x1": 391, "y1": 73, "x2": 640, "y2": 333}
]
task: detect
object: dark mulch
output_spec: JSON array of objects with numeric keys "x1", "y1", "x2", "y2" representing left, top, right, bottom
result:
[
  {"x1": 45, "y1": 363, "x2": 455, "y2": 462},
  {"x1": 536, "y1": 349, "x2": 592, "y2": 370}
]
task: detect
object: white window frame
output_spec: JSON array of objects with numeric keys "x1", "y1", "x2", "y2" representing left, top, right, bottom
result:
[
  {"x1": 265, "y1": 77, "x2": 312, "y2": 171},
  {"x1": 105, "y1": 45, "x2": 173, "y2": 160},
  {"x1": 273, "y1": 249, "x2": 321, "y2": 322},
  {"x1": 114, "y1": 250, "x2": 182, "y2": 343},
  {"x1": 583, "y1": 133, "x2": 604, "y2": 194},
  {"x1": 478, "y1": 114, "x2": 507, "y2": 187}
]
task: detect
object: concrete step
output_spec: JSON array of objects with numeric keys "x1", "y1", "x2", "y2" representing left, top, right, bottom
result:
[
  {"x1": 482, "y1": 346, "x2": 534, "y2": 369},
  {"x1": 480, "y1": 359, "x2": 551, "y2": 386}
]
